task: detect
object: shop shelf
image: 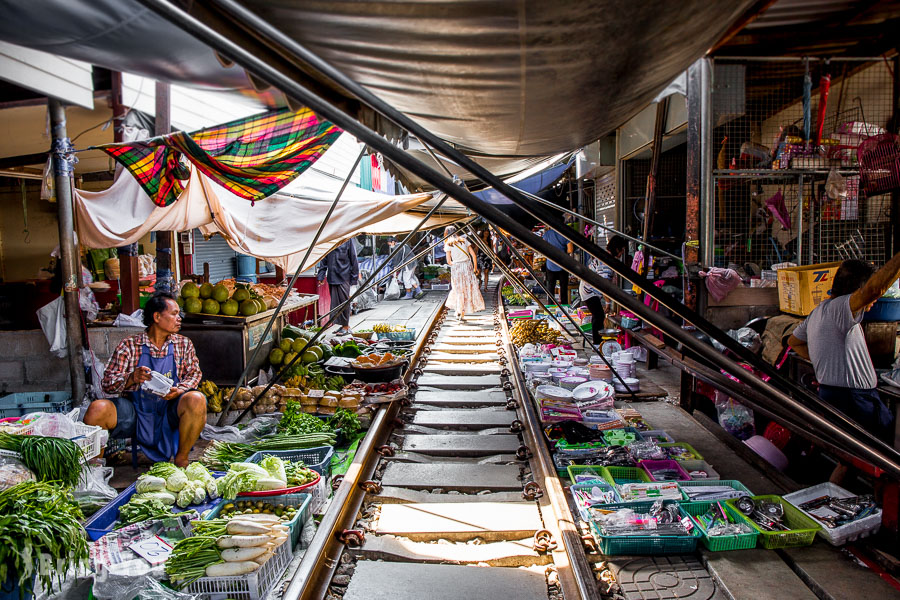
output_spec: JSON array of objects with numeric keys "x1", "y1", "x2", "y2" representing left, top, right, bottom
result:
[
  {"x1": 726, "y1": 495, "x2": 821, "y2": 549},
  {"x1": 204, "y1": 493, "x2": 311, "y2": 548},
  {"x1": 247, "y1": 445, "x2": 334, "y2": 476},
  {"x1": 569, "y1": 481, "x2": 621, "y2": 520},
  {"x1": 640, "y1": 459, "x2": 692, "y2": 482},
  {"x1": 588, "y1": 500, "x2": 701, "y2": 555},
  {"x1": 84, "y1": 474, "x2": 225, "y2": 541},
  {"x1": 601, "y1": 466, "x2": 652, "y2": 487},
  {"x1": 783, "y1": 482, "x2": 882, "y2": 546},
  {"x1": 681, "y1": 501, "x2": 758, "y2": 552},
  {"x1": 658, "y1": 442, "x2": 704, "y2": 461},
  {"x1": 678, "y1": 480, "x2": 753, "y2": 502},
  {"x1": 186, "y1": 530, "x2": 292, "y2": 600},
  {"x1": 679, "y1": 460, "x2": 720, "y2": 480}
]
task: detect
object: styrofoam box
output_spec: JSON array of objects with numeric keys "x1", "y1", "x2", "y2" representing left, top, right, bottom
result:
[{"x1": 783, "y1": 482, "x2": 881, "y2": 546}]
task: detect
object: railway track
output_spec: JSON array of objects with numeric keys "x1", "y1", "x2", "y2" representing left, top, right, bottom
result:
[{"x1": 288, "y1": 280, "x2": 599, "y2": 600}]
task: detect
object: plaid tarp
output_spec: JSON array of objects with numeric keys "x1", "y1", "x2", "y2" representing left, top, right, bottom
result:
[{"x1": 98, "y1": 107, "x2": 342, "y2": 207}]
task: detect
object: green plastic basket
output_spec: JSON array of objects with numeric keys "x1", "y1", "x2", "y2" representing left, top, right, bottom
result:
[
  {"x1": 567, "y1": 465, "x2": 609, "y2": 484},
  {"x1": 681, "y1": 501, "x2": 758, "y2": 551},
  {"x1": 588, "y1": 500, "x2": 701, "y2": 555},
  {"x1": 602, "y1": 466, "x2": 652, "y2": 487},
  {"x1": 678, "y1": 480, "x2": 753, "y2": 502},
  {"x1": 725, "y1": 495, "x2": 821, "y2": 549},
  {"x1": 659, "y1": 442, "x2": 704, "y2": 461}
]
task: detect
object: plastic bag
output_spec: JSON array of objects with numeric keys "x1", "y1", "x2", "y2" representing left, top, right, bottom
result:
[
  {"x1": 0, "y1": 456, "x2": 34, "y2": 490},
  {"x1": 37, "y1": 296, "x2": 68, "y2": 358},
  {"x1": 714, "y1": 391, "x2": 755, "y2": 440},
  {"x1": 711, "y1": 327, "x2": 761, "y2": 354},
  {"x1": 384, "y1": 276, "x2": 401, "y2": 301},
  {"x1": 200, "y1": 414, "x2": 280, "y2": 443},
  {"x1": 116, "y1": 576, "x2": 200, "y2": 600},
  {"x1": 75, "y1": 465, "x2": 117, "y2": 517},
  {"x1": 28, "y1": 411, "x2": 77, "y2": 439},
  {"x1": 825, "y1": 168, "x2": 847, "y2": 201}
]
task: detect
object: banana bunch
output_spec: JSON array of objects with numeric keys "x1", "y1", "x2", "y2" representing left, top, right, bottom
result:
[
  {"x1": 200, "y1": 380, "x2": 224, "y2": 412},
  {"x1": 307, "y1": 373, "x2": 327, "y2": 390},
  {"x1": 324, "y1": 375, "x2": 345, "y2": 392},
  {"x1": 373, "y1": 323, "x2": 407, "y2": 333},
  {"x1": 510, "y1": 319, "x2": 561, "y2": 346},
  {"x1": 285, "y1": 374, "x2": 307, "y2": 388}
]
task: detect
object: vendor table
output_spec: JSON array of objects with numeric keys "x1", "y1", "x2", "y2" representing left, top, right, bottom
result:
[{"x1": 178, "y1": 294, "x2": 318, "y2": 385}]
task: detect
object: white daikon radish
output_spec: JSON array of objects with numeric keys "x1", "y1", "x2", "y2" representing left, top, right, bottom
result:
[
  {"x1": 254, "y1": 478, "x2": 286, "y2": 491},
  {"x1": 222, "y1": 546, "x2": 268, "y2": 562},
  {"x1": 235, "y1": 513, "x2": 280, "y2": 523},
  {"x1": 253, "y1": 550, "x2": 274, "y2": 565},
  {"x1": 226, "y1": 520, "x2": 270, "y2": 535},
  {"x1": 216, "y1": 534, "x2": 270, "y2": 548},
  {"x1": 268, "y1": 535, "x2": 288, "y2": 547},
  {"x1": 205, "y1": 561, "x2": 260, "y2": 577}
]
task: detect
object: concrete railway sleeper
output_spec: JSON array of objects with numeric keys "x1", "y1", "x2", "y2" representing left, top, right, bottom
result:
[{"x1": 288, "y1": 281, "x2": 599, "y2": 600}]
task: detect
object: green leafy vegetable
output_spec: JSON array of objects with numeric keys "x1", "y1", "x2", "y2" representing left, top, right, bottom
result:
[
  {"x1": 0, "y1": 432, "x2": 84, "y2": 487},
  {"x1": 200, "y1": 432, "x2": 337, "y2": 470},
  {"x1": 278, "y1": 401, "x2": 332, "y2": 436},
  {"x1": 327, "y1": 408, "x2": 362, "y2": 438}
]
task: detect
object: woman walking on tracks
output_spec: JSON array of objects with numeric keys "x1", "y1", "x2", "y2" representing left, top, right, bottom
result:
[{"x1": 444, "y1": 226, "x2": 484, "y2": 322}]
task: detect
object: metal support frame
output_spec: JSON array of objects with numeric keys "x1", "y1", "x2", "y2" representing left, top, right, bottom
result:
[
  {"x1": 48, "y1": 98, "x2": 86, "y2": 405},
  {"x1": 217, "y1": 147, "x2": 366, "y2": 423},
  {"x1": 154, "y1": 81, "x2": 176, "y2": 295},
  {"x1": 143, "y1": 0, "x2": 900, "y2": 482},
  {"x1": 696, "y1": 57, "x2": 714, "y2": 269}
]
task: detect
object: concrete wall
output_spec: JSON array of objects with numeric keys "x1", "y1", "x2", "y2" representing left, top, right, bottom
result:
[
  {"x1": 0, "y1": 179, "x2": 58, "y2": 282},
  {"x1": 0, "y1": 326, "x2": 143, "y2": 395}
]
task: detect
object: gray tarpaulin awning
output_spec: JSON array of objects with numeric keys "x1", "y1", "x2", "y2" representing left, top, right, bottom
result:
[{"x1": 0, "y1": 0, "x2": 756, "y2": 158}]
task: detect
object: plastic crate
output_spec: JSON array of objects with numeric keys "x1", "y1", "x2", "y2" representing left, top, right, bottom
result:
[
  {"x1": 783, "y1": 482, "x2": 882, "y2": 546},
  {"x1": 247, "y1": 445, "x2": 334, "y2": 476},
  {"x1": 679, "y1": 460, "x2": 720, "y2": 481},
  {"x1": 679, "y1": 480, "x2": 753, "y2": 502},
  {"x1": 640, "y1": 459, "x2": 692, "y2": 482},
  {"x1": 204, "y1": 493, "x2": 311, "y2": 548},
  {"x1": 641, "y1": 430, "x2": 674, "y2": 443},
  {"x1": 602, "y1": 427, "x2": 644, "y2": 447},
  {"x1": 681, "y1": 501, "x2": 759, "y2": 552},
  {"x1": 588, "y1": 500, "x2": 701, "y2": 555},
  {"x1": 658, "y1": 442, "x2": 703, "y2": 461},
  {"x1": 186, "y1": 531, "x2": 293, "y2": 600},
  {"x1": 569, "y1": 481, "x2": 621, "y2": 520},
  {"x1": 601, "y1": 466, "x2": 652, "y2": 487},
  {"x1": 377, "y1": 328, "x2": 416, "y2": 341},
  {"x1": 84, "y1": 474, "x2": 225, "y2": 541},
  {"x1": 567, "y1": 465, "x2": 612, "y2": 484},
  {"x1": 0, "y1": 398, "x2": 73, "y2": 419},
  {"x1": 307, "y1": 474, "x2": 329, "y2": 514},
  {"x1": 0, "y1": 421, "x2": 104, "y2": 462},
  {"x1": 726, "y1": 495, "x2": 821, "y2": 549}
]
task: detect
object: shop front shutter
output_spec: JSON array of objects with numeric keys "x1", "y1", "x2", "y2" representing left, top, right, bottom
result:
[{"x1": 192, "y1": 230, "x2": 237, "y2": 282}]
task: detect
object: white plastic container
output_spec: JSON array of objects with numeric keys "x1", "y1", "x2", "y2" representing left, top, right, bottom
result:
[
  {"x1": 783, "y1": 482, "x2": 881, "y2": 546},
  {"x1": 188, "y1": 533, "x2": 293, "y2": 600}
]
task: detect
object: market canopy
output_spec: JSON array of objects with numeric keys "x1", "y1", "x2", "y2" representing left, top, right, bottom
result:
[{"x1": 0, "y1": 0, "x2": 757, "y2": 158}]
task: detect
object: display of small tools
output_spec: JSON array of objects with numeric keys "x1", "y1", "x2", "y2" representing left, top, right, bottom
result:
[
  {"x1": 797, "y1": 494, "x2": 877, "y2": 529},
  {"x1": 572, "y1": 484, "x2": 618, "y2": 507},
  {"x1": 683, "y1": 486, "x2": 750, "y2": 502},
  {"x1": 617, "y1": 482, "x2": 682, "y2": 502},
  {"x1": 663, "y1": 444, "x2": 699, "y2": 460},
  {"x1": 593, "y1": 500, "x2": 691, "y2": 536},
  {"x1": 735, "y1": 497, "x2": 790, "y2": 531},
  {"x1": 575, "y1": 445, "x2": 635, "y2": 467},
  {"x1": 696, "y1": 502, "x2": 753, "y2": 537},
  {"x1": 628, "y1": 441, "x2": 666, "y2": 461}
]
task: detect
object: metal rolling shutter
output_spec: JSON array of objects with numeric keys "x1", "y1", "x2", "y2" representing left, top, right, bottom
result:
[{"x1": 192, "y1": 230, "x2": 237, "y2": 282}]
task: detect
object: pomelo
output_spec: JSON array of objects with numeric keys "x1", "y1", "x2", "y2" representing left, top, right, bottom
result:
[
  {"x1": 291, "y1": 338, "x2": 307, "y2": 354},
  {"x1": 269, "y1": 348, "x2": 284, "y2": 365},
  {"x1": 212, "y1": 283, "x2": 229, "y2": 303},
  {"x1": 221, "y1": 299, "x2": 239, "y2": 316},
  {"x1": 184, "y1": 297, "x2": 202, "y2": 313},
  {"x1": 181, "y1": 282, "x2": 200, "y2": 299},
  {"x1": 301, "y1": 350, "x2": 318, "y2": 364},
  {"x1": 232, "y1": 288, "x2": 250, "y2": 303},
  {"x1": 279, "y1": 339, "x2": 292, "y2": 353},
  {"x1": 240, "y1": 299, "x2": 259, "y2": 317},
  {"x1": 199, "y1": 282, "x2": 213, "y2": 299},
  {"x1": 201, "y1": 299, "x2": 220, "y2": 314}
]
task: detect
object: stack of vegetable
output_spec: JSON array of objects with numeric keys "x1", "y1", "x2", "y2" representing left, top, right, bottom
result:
[
  {"x1": 166, "y1": 517, "x2": 289, "y2": 587},
  {"x1": 0, "y1": 481, "x2": 89, "y2": 596},
  {"x1": 216, "y1": 455, "x2": 316, "y2": 500},
  {"x1": 0, "y1": 431, "x2": 83, "y2": 486},
  {"x1": 327, "y1": 408, "x2": 362, "y2": 438},
  {"x1": 117, "y1": 462, "x2": 223, "y2": 527},
  {"x1": 201, "y1": 432, "x2": 336, "y2": 470}
]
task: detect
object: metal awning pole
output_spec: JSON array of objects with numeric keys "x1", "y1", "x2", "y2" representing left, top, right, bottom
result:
[
  {"x1": 48, "y1": 98, "x2": 86, "y2": 406},
  {"x1": 216, "y1": 147, "x2": 365, "y2": 425},
  {"x1": 143, "y1": 0, "x2": 900, "y2": 497}
]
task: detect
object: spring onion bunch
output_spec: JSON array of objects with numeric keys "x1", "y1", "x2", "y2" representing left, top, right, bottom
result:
[
  {"x1": 0, "y1": 481, "x2": 89, "y2": 595},
  {"x1": 200, "y1": 432, "x2": 335, "y2": 470},
  {"x1": 165, "y1": 536, "x2": 222, "y2": 588},
  {"x1": 0, "y1": 432, "x2": 83, "y2": 486}
]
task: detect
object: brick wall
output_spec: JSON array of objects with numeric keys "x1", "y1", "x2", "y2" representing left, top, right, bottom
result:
[{"x1": 0, "y1": 326, "x2": 143, "y2": 395}]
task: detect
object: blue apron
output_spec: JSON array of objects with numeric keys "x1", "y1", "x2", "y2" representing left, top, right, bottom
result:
[{"x1": 131, "y1": 341, "x2": 180, "y2": 463}]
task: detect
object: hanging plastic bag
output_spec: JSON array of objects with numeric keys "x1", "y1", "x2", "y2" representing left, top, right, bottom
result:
[
  {"x1": 0, "y1": 456, "x2": 35, "y2": 491},
  {"x1": 37, "y1": 296, "x2": 68, "y2": 358},
  {"x1": 713, "y1": 391, "x2": 755, "y2": 440},
  {"x1": 74, "y1": 465, "x2": 117, "y2": 517},
  {"x1": 825, "y1": 167, "x2": 847, "y2": 201},
  {"x1": 384, "y1": 276, "x2": 402, "y2": 301}
]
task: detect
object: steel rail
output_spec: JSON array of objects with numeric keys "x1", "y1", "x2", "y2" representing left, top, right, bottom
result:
[
  {"x1": 286, "y1": 301, "x2": 445, "y2": 600},
  {"x1": 183, "y1": 0, "x2": 890, "y2": 450},
  {"x1": 142, "y1": 0, "x2": 900, "y2": 486},
  {"x1": 498, "y1": 288, "x2": 602, "y2": 600}
]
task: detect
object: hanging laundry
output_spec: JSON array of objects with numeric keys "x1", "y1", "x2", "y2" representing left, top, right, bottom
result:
[{"x1": 371, "y1": 153, "x2": 383, "y2": 192}]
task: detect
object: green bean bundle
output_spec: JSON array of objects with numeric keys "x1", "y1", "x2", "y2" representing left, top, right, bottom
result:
[
  {"x1": 0, "y1": 481, "x2": 89, "y2": 595},
  {"x1": 0, "y1": 432, "x2": 84, "y2": 486},
  {"x1": 200, "y1": 432, "x2": 336, "y2": 470}
]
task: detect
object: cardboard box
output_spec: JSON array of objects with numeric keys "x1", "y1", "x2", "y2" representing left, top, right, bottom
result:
[{"x1": 776, "y1": 262, "x2": 841, "y2": 316}]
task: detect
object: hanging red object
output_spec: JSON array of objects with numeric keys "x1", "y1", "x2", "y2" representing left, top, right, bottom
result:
[{"x1": 815, "y1": 74, "x2": 831, "y2": 146}]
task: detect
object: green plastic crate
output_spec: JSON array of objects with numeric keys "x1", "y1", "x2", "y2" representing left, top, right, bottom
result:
[
  {"x1": 681, "y1": 501, "x2": 758, "y2": 551},
  {"x1": 567, "y1": 465, "x2": 609, "y2": 484},
  {"x1": 678, "y1": 479, "x2": 753, "y2": 502},
  {"x1": 601, "y1": 466, "x2": 652, "y2": 487},
  {"x1": 726, "y1": 495, "x2": 820, "y2": 549},
  {"x1": 204, "y1": 493, "x2": 311, "y2": 548},
  {"x1": 659, "y1": 442, "x2": 704, "y2": 461},
  {"x1": 588, "y1": 500, "x2": 701, "y2": 555}
]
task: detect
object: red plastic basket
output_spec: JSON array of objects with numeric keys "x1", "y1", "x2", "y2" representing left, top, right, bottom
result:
[
  {"x1": 238, "y1": 471, "x2": 321, "y2": 497},
  {"x1": 858, "y1": 133, "x2": 900, "y2": 197}
]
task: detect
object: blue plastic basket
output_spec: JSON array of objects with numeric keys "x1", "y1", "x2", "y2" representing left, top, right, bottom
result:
[
  {"x1": 863, "y1": 297, "x2": 900, "y2": 322},
  {"x1": 377, "y1": 328, "x2": 416, "y2": 341},
  {"x1": 1, "y1": 573, "x2": 35, "y2": 600},
  {"x1": 0, "y1": 392, "x2": 72, "y2": 419},
  {"x1": 83, "y1": 473, "x2": 225, "y2": 541},
  {"x1": 588, "y1": 500, "x2": 702, "y2": 555},
  {"x1": 204, "y1": 493, "x2": 311, "y2": 547},
  {"x1": 247, "y1": 446, "x2": 334, "y2": 476}
]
